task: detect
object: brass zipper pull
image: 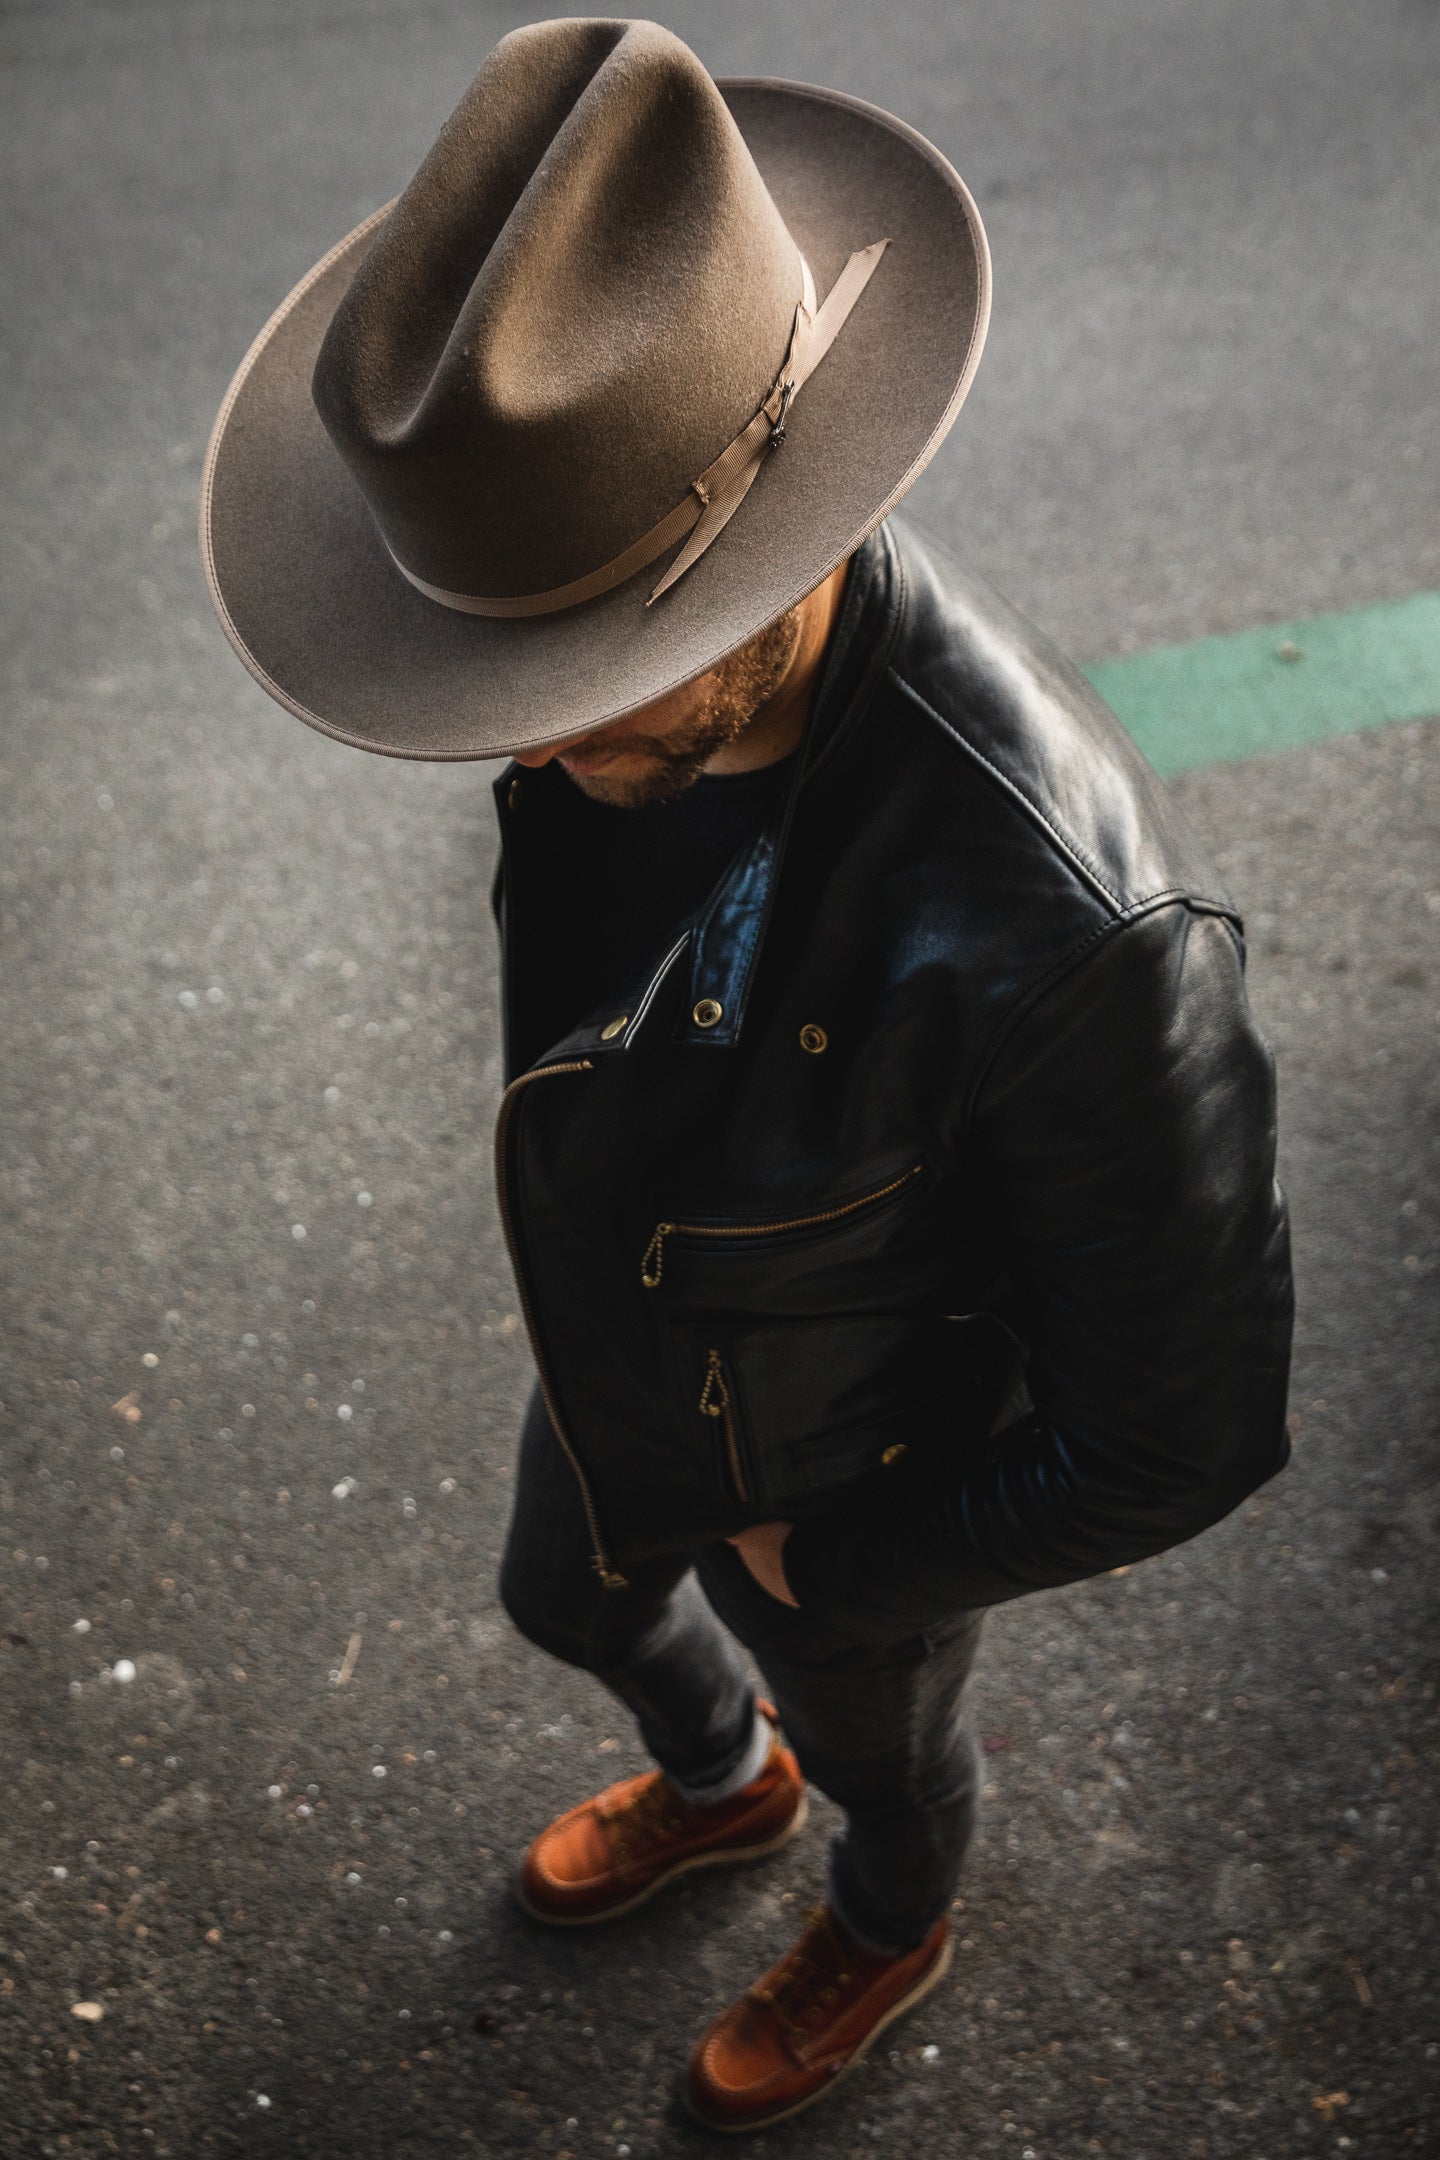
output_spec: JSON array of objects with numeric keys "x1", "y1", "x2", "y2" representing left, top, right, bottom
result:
[
  {"x1": 641, "y1": 1222, "x2": 674, "y2": 1289},
  {"x1": 699, "y1": 1347, "x2": 730, "y2": 1418},
  {"x1": 700, "y1": 1349, "x2": 750, "y2": 1501}
]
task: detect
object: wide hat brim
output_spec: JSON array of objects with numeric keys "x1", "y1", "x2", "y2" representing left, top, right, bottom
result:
[{"x1": 201, "y1": 79, "x2": 990, "y2": 763}]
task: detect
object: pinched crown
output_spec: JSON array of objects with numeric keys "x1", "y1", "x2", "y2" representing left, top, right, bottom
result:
[{"x1": 312, "y1": 19, "x2": 805, "y2": 601}]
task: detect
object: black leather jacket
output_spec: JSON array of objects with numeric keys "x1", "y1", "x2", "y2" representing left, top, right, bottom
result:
[{"x1": 491, "y1": 520, "x2": 1293, "y2": 1640}]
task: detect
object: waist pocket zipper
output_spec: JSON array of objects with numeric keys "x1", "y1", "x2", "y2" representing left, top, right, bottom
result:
[
  {"x1": 699, "y1": 1349, "x2": 751, "y2": 1504},
  {"x1": 641, "y1": 1162, "x2": 925, "y2": 1289}
]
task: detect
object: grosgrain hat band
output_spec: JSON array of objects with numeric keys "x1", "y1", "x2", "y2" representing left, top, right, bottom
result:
[{"x1": 385, "y1": 240, "x2": 888, "y2": 619}]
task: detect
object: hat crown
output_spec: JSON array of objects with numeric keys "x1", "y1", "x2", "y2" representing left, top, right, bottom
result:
[{"x1": 312, "y1": 18, "x2": 805, "y2": 600}]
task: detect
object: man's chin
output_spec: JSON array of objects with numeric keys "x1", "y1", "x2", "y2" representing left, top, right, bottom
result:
[{"x1": 561, "y1": 755, "x2": 704, "y2": 808}]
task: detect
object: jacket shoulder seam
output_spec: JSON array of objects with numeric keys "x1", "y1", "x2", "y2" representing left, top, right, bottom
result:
[
  {"x1": 889, "y1": 664, "x2": 1240, "y2": 923},
  {"x1": 963, "y1": 895, "x2": 1216, "y2": 1124},
  {"x1": 888, "y1": 666, "x2": 1126, "y2": 911}
]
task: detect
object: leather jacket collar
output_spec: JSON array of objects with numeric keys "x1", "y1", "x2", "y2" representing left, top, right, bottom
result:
[{"x1": 492, "y1": 524, "x2": 905, "y2": 1070}]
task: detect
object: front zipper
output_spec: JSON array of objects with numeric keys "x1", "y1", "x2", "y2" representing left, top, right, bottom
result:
[
  {"x1": 494, "y1": 1059, "x2": 630, "y2": 1591},
  {"x1": 699, "y1": 1348, "x2": 750, "y2": 1503},
  {"x1": 640, "y1": 1162, "x2": 925, "y2": 1290}
]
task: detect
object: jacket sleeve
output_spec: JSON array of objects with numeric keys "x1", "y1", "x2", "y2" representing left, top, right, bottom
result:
[{"x1": 781, "y1": 902, "x2": 1294, "y2": 1637}]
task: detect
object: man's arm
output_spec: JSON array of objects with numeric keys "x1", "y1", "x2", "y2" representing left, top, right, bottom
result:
[{"x1": 781, "y1": 903, "x2": 1294, "y2": 1635}]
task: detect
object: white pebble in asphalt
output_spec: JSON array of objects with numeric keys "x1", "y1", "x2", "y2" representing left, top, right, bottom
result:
[
  {"x1": 112, "y1": 1660, "x2": 137, "y2": 1684},
  {"x1": 337, "y1": 1405, "x2": 352, "y2": 1422},
  {"x1": 72, "y1": 1618, "x2": 91, "y2": 1634},
  {"x1": 142, "y1": 1352, "x2": 159, "y2": 1367},
  {"x1": 291, "y1": 1224, "x2": 307, "y2": 1241}
]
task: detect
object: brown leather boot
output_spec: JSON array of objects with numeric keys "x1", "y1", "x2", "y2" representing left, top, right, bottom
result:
[
  {"x1": 686, "y1": 1905, "x2": 952, "y2": 2132},
  {"x1": 515, "y1": 1707, "x2": 805, "y2": 1926}
]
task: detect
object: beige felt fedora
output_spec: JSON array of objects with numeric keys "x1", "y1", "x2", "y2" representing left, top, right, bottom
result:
[{"x1": 200, "y1": 17, "x2": 990, "y2": 761}]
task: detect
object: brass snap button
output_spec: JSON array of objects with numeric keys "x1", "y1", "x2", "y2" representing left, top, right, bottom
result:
[
  {"x1": 600, "y1": 1016, "x2": 628, "y2": 1042},
  {"x1": 881, "y1": 1443, "x2": 908, "y2": 1466},
  {"x1": 798, "y1": 1023, "x2": 828, "y2": 1055},
  {"x1": 692, "y1": 997, "x2": 723, "y2": 1029},
  {"x1": 507, "y1": 775, "x2": 523, "y2": 810}
]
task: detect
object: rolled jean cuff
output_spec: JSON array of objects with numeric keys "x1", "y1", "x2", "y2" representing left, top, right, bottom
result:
[
  {"x1": 826, "y1": 1820, "x2": 953, "y2": 1958},
  {"x1": 665, "y1": 1699, "x2": 767, "y2": 1807},
  {"x1": 826, "y1": 1875, "x2": 942, "y2": 1959}
]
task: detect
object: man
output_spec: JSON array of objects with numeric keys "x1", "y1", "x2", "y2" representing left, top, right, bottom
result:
[{"x1": 201, "y1": 18, "x2": 1293, "y2": 2133}]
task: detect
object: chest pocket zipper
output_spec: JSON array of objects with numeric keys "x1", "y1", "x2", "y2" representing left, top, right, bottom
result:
[
  {"x1": 699, "y1": 1349, "x2": 750, "y2": 1503},
  {"x1": 641, "y1": 1162, "x2": 925, "y2": 1290}
]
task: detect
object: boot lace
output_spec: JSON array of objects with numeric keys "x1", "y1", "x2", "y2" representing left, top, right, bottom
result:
[
  {"x1": 746, "y1": 1908, "x2": 860, "y2": 2057},
  {"x1": 599, "y1": 1772, "x2": 687, "y2": 1862}
]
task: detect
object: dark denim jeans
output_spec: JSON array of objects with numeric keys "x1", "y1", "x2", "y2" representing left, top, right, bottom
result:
[{"x1": 499, "y1": 1388, "x2": 985, "y2": 1954}]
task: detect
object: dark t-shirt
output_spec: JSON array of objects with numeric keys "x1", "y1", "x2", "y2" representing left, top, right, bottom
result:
[{"x1": 513, "y1": 752, "x2": 795, "y2": 1063}]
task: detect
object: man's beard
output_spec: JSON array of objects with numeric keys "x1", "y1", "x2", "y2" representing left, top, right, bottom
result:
[{"x1": 566, "y1": 607, "x2": 804, "y2": 808}]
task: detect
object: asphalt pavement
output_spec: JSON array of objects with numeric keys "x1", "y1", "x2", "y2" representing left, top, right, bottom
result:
[{"x1": 1, "y1": 2, "x2": 1437, "y2": 2155}]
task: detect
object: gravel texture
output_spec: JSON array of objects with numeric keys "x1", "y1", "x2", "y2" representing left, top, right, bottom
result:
[{"x1": 2, "y1": 2, "x2": 1437, "y2": 2154}]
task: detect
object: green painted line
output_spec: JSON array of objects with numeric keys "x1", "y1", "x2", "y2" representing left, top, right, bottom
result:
[{"x1": 1083, "y1": 591, "x2": 1440, "y2": 775}]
